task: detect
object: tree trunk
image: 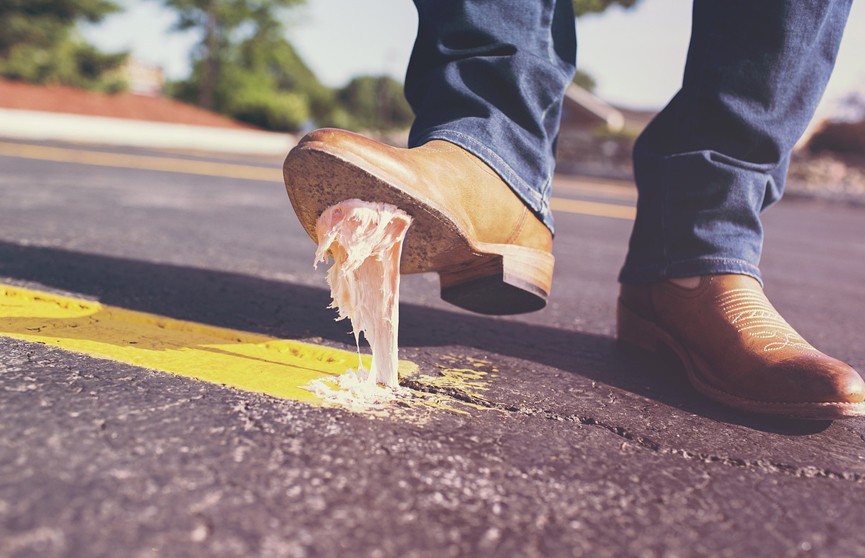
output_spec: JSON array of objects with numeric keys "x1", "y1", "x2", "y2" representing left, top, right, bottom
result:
[{"x1": 198, "y1": 0, "x2": 219, "y2": 110}]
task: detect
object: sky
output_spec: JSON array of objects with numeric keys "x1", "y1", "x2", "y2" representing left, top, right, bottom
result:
[{"x1": 84, "y1": 0, "x2": 865, "y2": 116}]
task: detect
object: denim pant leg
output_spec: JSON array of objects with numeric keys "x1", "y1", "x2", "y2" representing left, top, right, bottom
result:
[
  {"x1": 619, "y1": 0, "x2": 851, "y2": 285},
  {"x1": 405, "y1": 0, "x2": 577, "y2": 233}
]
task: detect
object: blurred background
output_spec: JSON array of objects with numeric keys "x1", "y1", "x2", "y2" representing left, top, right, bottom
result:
[{"x1": 2, "y1": 0, "x2": 865, "y2": 196}]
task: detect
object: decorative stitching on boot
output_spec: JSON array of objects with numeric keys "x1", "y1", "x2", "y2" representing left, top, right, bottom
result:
[{"x1": 716, "y1": 288, "x2": 817, "y2": 353}]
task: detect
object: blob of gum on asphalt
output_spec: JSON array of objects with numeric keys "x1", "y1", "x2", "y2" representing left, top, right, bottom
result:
[{"x1": 312, "y1": 199, "x2": 412, "y2": 400}]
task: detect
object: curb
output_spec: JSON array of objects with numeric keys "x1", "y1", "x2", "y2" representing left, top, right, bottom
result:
[{"x1": 0, "y1": 108, "x2": 296, "y2": 156}]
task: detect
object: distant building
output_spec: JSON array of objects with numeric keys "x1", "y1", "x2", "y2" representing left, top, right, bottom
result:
[
  {"x1": 560, "y1": 84, "x2": 624, "y2": 132},
  {"x1": 560, "y1": 84, "x2": 657, "y2": 134},
  {"x1": 122, "y1": 58, "x2": 165, "y2": 97},
  {"x1": 556, "y1": 84, "x2": 657, "y2": 179}
]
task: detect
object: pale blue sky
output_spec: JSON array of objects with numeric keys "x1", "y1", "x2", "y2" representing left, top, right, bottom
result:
[{"x1": 84, "y1": 0, "x2": 865, "y2": 115}]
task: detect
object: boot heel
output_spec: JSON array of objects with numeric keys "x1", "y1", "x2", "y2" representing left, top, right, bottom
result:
[
  {"x1": 439, "y1": 245, "x2": 554, "y2": 315},
  {"x1": 616, "y1": 299, "x2": 662, "y2": 353}
]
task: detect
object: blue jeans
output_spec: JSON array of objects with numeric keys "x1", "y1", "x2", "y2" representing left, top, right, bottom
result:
[{"x1": 405, "y1": 0, "x2": 851, "y2": 284}]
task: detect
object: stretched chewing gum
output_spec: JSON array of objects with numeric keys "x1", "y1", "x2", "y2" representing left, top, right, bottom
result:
[{"x1": 314, "y1": 199, "x2": 413, "y2": 387}]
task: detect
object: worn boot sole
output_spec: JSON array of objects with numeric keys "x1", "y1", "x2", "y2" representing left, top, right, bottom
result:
[
  {"x1": 283, "y1": 141, "x2": 554, "y2": 315},
  {"x1": 617, "y1": 299, "x2": 865, "y2": 420}
]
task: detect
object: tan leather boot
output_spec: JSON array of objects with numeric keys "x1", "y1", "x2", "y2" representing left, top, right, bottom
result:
[
  {"x1": 283, "y1": 128, "x2": 554, "y2": 315},
  {"x1": 617, "y1": 274, "x2": 865, "y2": 419}
]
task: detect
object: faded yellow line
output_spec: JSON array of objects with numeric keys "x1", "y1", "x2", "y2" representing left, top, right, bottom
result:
[
  {"x1": 0, "y1": 284, "x2": 415, "y2": 404},
  {"x1": 0, "y1": 141, "x2": 635, "y2": 220},
  {"x1": 554, "y1": 178, "x2": 637, "y2": 201},
  {"x1": 0, "y1": 141, "x2": 282, "y2": 182},
  {"x1": 550, "y1": 197, "x2": 636, "y2": 220}
]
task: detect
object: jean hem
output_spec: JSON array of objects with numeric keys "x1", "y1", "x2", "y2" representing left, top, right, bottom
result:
[
  {"x1": 411, "y1": 128, "x2": 555, "y2": 233},
  {"x1": 618, "y1": 257, "x2": 763, "y2": 286}
]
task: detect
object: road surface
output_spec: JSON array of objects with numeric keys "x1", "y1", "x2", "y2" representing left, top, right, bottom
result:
[{"x1": 1, "y1": 139, "x2": 864, "y2": 558}]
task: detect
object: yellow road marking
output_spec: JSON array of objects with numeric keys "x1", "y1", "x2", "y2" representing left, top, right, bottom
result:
[
  {"x1": 0, "y1": 141, "x2": 282, "y2": 182},
  {"x1": 554, "y1": 177, "x2": 637, "y2": 200},
  {"x1": 0, "y1": 141, "x2": 635, "y2": 220},
  {"x1": 0, "y1": 284, "x2": 415, "y2": 404},
  {"x1": 550, "y1": 197, "x2": 636, "y2": 220}
]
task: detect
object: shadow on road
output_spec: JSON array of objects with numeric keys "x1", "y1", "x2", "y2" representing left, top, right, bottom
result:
[{"x1": 0, "y1": 240, "x2": 829, "y2": 435}]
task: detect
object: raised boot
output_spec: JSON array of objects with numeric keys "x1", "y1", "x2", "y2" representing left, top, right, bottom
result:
[{"x1": 283, "y1": 128, "x2": 554, "y2": 315}]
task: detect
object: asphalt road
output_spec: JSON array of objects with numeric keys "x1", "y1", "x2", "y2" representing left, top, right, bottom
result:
[{"x1": 1, "y1": 139, "x2": 865, "y2": 558}]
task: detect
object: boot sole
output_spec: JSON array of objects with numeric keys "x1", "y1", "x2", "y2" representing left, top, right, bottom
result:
[
  {"x1": 617, "y1": 299, "x2": 865, "y2": 420},
  {"x1": 283, "y1": 142, "x2": 554, "y2": 315}
]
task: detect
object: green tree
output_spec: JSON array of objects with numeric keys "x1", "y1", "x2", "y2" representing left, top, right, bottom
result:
[
  {"x1": 0, "y1": 0, "x2": 127, "y2": 91},
  {"x1": 572, "y1": 69, "x2": 596, "y2": 93},
  {"x1": 336, "y1": 75, "x2": 414, "y2": 132},
  {"x1": 165, "y1": 0, "x2": 368, "y2": 131},
  {"x1": 156, "y1": 0, "x2": 303, "y2": 109},
  {"x1": 572, "y1": 0, "x2": 640, "y2": 17},
  {"x1": 168, "y1": 17, "x2": 336, "y2": 131}
]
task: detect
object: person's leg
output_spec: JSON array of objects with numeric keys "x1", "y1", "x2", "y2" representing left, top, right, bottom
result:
[
  {"x1": 620, "y1": 0, "x2": 851, "y2": 284},
  {"x1": 283, "y1": 0, "x2": 576, "y2": 315},
  {"x1": 405, "y1": 0, "x2": 577, "y2": 233},
  {"x1": 616, "y1": 0, "x2": 865, "y2": 419}
]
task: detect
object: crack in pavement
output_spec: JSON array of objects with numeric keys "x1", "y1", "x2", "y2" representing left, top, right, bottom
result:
[
  {"x1": 402, "y1": 377, "x2": 865, "y2": 485},
  {"x1": 400, "y1": 378, "x2": 520, "y2": 413}
]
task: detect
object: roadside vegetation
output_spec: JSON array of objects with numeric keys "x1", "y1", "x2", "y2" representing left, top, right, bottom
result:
[
  {"x1": 4, "y1": 1, "x2": 864, "y2": 197},
  {"x1": 0, "y1": 0, "x2": 642, "y2": 133},
  {"x1": 0, "y1": 0, "x2": 128, "y2": 92},
  {"x1": 0, "y1": 0, "x2": 413, "y2": 132}
]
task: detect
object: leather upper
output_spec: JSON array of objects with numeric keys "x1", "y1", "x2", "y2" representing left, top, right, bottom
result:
[
  {"x1": 297, "y1": 129, "x2": 552, "y2": 254},
  {"x1": 620, "y1": 275, "x2": 865, "y2": 405}
]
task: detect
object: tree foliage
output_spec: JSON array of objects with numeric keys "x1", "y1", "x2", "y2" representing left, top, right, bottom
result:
[
  {"x1": 0, "y1": 0, "x2": 128, "y2": 91},
  {"x1": 163, "y1": 0, "x2": 411, "y2": 131},
  {"x1": 161, "y1": 0, "x2": 646, "y2": 131},
  {"x1": 572, "y1": 69, "x2": 596, "y2": 93},
  {"x1": 169, "y1": 21, "x2": 333, "y2": 131},
  {"x1": 172, "y1": 39, "x2": 308, "y2": 130},
  {"x1": 155, "y1": 0, "x2": 303, "y2": 108},
  {"x1": 572, "y1": 0, "x2": 640, "y2": 18},
  {"x1": 336, "y1": 76, "x2": 414, "y2": 132}
]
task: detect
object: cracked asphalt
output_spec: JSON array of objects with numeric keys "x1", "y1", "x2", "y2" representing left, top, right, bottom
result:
[{"x1": 2, "y1": 140, "x2": 865, "y2": 557}]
